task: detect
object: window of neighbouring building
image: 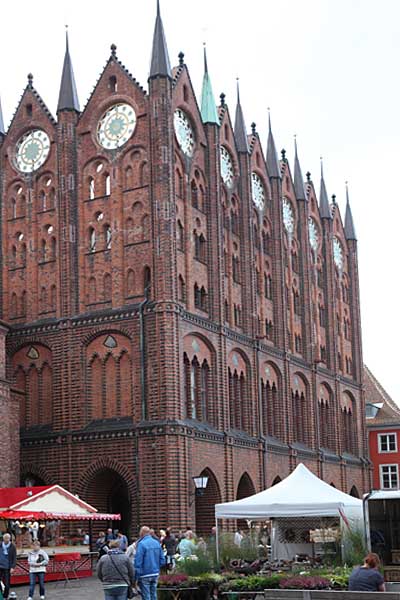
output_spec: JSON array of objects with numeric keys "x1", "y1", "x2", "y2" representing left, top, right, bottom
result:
[
  {"x1": 378, "y1": 433, "x2": 397, "y2": 453},
  {"x1": 380, "y1": 464, "x2": 399, "y2": 489}
]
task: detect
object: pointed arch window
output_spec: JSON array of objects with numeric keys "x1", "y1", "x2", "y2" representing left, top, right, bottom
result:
[
  {"x1": 11, "y1": 198, "x2": 17, "y2": 219},
  {"x1": 177, "y1": 220, "x2": 184, "y2": 252},
  {"x1": 89, "y1": 228, "x2": 96, "y2": 253},
  {"x1": 191, "y1": 181, "x2": 198, "y2": 209},
  {"x1": 89, "y1": 177, "x2": 95, "y2": 200},
  {"x1": 264, "y1": 274, "x2": 272, "y2": 300},
  {"x1": 21, "y1": 243, "x2": 27, "y2": 267},
  {"x1": 178, "y1": 275, "x2": 186, "y2": 303},
  {"x1": 105, "y1": 175, "x2": 111, "y2": 196},
  {"x1": 104, "y1": 224, "x2": 112, "y2": 250}
]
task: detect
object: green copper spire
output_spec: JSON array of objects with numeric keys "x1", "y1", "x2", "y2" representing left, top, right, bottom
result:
[{"x1": 200, "y1": 46, "x2": 219, "y2": 126}]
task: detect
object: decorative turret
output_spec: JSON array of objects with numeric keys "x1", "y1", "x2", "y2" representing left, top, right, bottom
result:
[
  {"x1": 57, "y1": 29, "x2": 80, "y2": 113},
  {"x1": 266, "y1": 112, "x2": 280, "y2": 178},
  {"x1": 293, "y1": 138, "x2": 307, "y2": 200},
  {"x1": 200, "y1": 46, "x2": 219, "y2": 125},
  {"x1": 0, "y1": 95, "x2": 5, "y2": 136},
  {"x1": 319, "y1": 160, "x2": 332, "y2": 219},
  {"x1": 344, "y1": 183, "x2": 357, "y2": 240},
  {"x1": 234, "y1": 80, "x2": 249, "y2": 153},
  {"x1": 149, "y1": 0, "x2": 172, "y2": 80}
]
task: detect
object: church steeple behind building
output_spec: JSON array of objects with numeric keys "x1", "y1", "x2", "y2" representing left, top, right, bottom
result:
[
  {"x1": 319, "y1": 160, "x2": 332, "y2": 219},
  {"x1": 149, "y1": 0, "x2": 172, "y2": 80},
  {"x1": 57, "y1": 29, "x2": 80, "y2": 113},
  {"x1": 200, "y1": 46, "x2": 219, "y2": 125},
  {"x1": 234, "y1": 80, "x2": 249, "y2": 153},
  {"x1": 266, "y1": 112, "x2": 280, "y2": 178},
  {"x1": 0, "y1": 95, "x2": 5, "y2": 135},
  {"x1": 344, "y1": 183, "x2": 357, "y2": 240}
]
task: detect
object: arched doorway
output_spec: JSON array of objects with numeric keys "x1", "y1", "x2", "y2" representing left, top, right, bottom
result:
[
  {"x1": 236, "y1": 473, "x2": 256, "y2": 531},
  {"x1": 349, "y1": 485, "x2": 360, "y2": 498},
  {"x1": 83, "y1": 468, "x2": 132, "y2": 536},
  {"x1": 195, "y1": 469, "x2": 221, "y2": 537}
]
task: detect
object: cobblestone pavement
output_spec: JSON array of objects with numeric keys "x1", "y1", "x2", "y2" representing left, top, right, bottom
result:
[{"x1": 12, "y1": 576, "x2": 104, "y2": 599}]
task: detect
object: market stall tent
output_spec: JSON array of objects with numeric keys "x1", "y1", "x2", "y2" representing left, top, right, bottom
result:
[
  {"x1": 215, "y1": 463, "x2": 363, "y2": 560},
  {"x1": 0, "y1": 484, "x2": 120, "y2": 520}
]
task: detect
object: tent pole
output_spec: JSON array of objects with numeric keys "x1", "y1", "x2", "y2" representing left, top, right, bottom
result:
[{"x1": 215, "y1": 518, "x2": 220, "y2": 565}]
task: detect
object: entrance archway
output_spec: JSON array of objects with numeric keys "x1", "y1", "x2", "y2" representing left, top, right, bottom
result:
[
  {"x1": 82, "y1": 468, "x2": 132, "y2": 535},
  {"x1": 195, "y1": 469, "x2": 221, "y2": 537},
  {"x1": 236, "y1": 473, "x2": 256, "y2": 530}
]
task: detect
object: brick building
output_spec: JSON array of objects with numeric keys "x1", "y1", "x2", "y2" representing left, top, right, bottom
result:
[
  {"x1": 0, "y1": 5, "x2": 370, "y2": 535},
  {"x1": 365, "y1": 366, "x2": 400, "y2": 491}
]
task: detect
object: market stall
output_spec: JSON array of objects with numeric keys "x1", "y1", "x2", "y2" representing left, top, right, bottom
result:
[
  {"x1": 0, "y1": 484, "x2": 120, "y2": 582},
  {"x1": 215, "y1": 463, "x2": 363, "y2": 563}
]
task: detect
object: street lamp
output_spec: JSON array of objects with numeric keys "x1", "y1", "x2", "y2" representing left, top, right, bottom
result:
[{"x1": 192, "y1": 475, "x2": 209, "y2": 497}]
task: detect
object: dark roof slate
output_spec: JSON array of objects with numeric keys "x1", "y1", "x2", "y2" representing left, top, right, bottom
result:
[
  {"x1": 344, "y1": 184, "x2": 357, "y2": 241},
  {"x1": 57, "y1": 32, "x2": 80, "y2": 112},
  {"x1": 293, "y1": 140, "x2": 307, "y2": 200},
  {"x1": 266, "y1": 114, "x2": 280, "y2": 179},
  {"x1": 234, "y1": 82, "x2": 249, "y2": 153},
  {"x1": 149, "y1": 0, "x2": 172, "y2": 80}
]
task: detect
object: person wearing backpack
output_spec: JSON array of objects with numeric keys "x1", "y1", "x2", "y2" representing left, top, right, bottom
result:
[{"x1": 97, "y1": 539, "x2": 135, "y2": 600}]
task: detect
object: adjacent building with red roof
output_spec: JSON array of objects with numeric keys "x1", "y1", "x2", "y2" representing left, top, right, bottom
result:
[{"x1": 365, "y1": 366, "x2": 400, "y2": 490}]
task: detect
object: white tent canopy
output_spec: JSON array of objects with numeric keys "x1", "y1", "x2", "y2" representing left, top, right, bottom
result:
[{"x1": 215, "y1": 463, "x2": 363, "y2": 520}]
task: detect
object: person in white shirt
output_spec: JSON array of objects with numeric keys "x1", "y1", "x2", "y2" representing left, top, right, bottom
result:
[
  {"x1": 27, "y1": 541, "x2": 49, "y2": 600},
  {"x1": 234, "y1": 529, "x2": 243, "y2": 547}
]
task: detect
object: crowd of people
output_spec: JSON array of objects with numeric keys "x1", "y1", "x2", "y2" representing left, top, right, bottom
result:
[{"x1": 96, "y1": 525, "x2": 208, "y2": 600}]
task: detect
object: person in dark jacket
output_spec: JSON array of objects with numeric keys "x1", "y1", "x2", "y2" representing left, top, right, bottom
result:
[
  {"x1": 162, "y1": 529, "x2": 176, "y2": 570},
  {"x1": 0, "y1": 533, "x2": 17, "y2": 600},
  {"x1": 134, "y1": 526, "x2": 166, "y2": 600},
  {"x1": 97, "y1": 539, "x2": 135, "y2": 600}
]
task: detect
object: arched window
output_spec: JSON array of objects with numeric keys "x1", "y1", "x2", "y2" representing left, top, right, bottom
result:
[
  {"x1": 109, "y1": 76, "x2": 117, "y2": 92},
  {"x1": 21, "y1": 243, "x2": 27, "y2": 267},
  {"x1": 191, "y1": 181, "x2": 198, "y2": 208},
  {"x1": 10, "y1": 197, "x2": 17, "y2": 219},
  {"x1": 11, "y1": 245, "x2": 17, "y2": 269},
  {"x1": 264, "y1": 274, "x2": 272, "y2": 300},
  {"x1": 104, "y1": 225, "x2": 112, "y2": 250},
  {"x1": 89, "y1": 177, "x2": 95, "y2": 200},
  {"x1": 228, "y1": 367, "x2": 249, "y2": 432},
  {"x1": 10, "y1": 292, "x2": 17, "y2": 318},
  {"x1": 50, "y1": 284, "x2": 56, "y2": 311},
  {"x1": 177, "y1": 220, "x2": 184, "y2": 252},
  {"x1": 178, "y1": 275, "x2": 186, "y2": 303},
  {"x1": 291, "y1": 377, "x2": 311, "y2": 446},
  {"x1": 126, "y1": 269, "x2": 135, "y2": 297},
  {"x1": 265, "y1": 320, "x2": 274, "y2": 341},
  {"x1": 261, "y1": 377, "x2": 280, "y2": 439},
  {"x1": 50, "y1": 237, "x2": 56, "y2": 260},
  {"x1": 262, "y1": 231, "x2": 271, "y2": 255},
  {"x1": 232, "y1": 256, "x2": 240, "y2": 283},
  {"x1": 293, "y1": 289, "x2": 301, "y2": 315},
  {"x1": 105, "y1": 175, "x2": 111, "y2": 196},
  {"x1": 89, "y1": 228, "x2": 96, "y2": 253},
  {"x1": 200, "y1": 287, "x2": 207, "y2": 311},
  {"x1": 143, "y1": 266, "x2": 151, "y2": 298}
]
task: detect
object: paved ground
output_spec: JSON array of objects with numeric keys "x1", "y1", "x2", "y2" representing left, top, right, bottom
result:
[{"x1": 11, "y1": 576, "x2": 104, "y2": 599}]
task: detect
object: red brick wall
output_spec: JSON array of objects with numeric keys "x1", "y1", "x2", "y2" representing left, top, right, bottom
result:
[{"x1": 0, "y1": 43, "x2": 370, "y2": 534}]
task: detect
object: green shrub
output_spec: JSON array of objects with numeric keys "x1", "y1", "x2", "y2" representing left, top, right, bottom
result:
[
  {"x1": 220, "y1": 574, "x2": 283, "y2": 592},
  {"x1": 342, "y1": 527, "x2": 366, "y2": 566}
]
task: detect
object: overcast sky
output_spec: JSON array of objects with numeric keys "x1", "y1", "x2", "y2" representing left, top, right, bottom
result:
[{"x1": 1, "y1": 0, "x2": 398, "y2": 402}]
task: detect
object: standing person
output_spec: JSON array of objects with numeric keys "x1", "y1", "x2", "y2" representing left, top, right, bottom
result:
[
  {"x1": 96, "y1": 532, "x2": 107, "y2": 551},
  {"x1": 349, "y1": 553, "x2": 385, "y2": 591},
  {"x1": 0, "y1": 533, "x2": 16, "y2": 600},
  {"x1": 97, "y1": 539, "x2": 135, "y2": 600},
  {"x1": 177, "y1": 531, "x2": 196, "y2": 558},
  {"x1": 117, "y1": 532, "x2": 128, "y2": 552},
  {"x1": 134, "y1": 526, "x2": 166, "y2": 600},
  {"x1": 27, "y1": 541, "x2": 49, "y2": 600},
  {"x1": 162, "y1": 529, "x2": 176, "y2": 571},
  {"x1": 106, "y1": 528, "x2": 116, "y2": 541}
]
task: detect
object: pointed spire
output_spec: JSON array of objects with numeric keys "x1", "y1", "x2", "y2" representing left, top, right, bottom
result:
[
  {"x1": 200, "y1": 45, "x2": 219, "y2": 125},
  {"x1": 234, "y1": 80, "x2": 249, "y2": 153},
  {"x1": 293, "y1": 137, "x2": 307, "y2": 200},
  {"x1": 319, "y1": 159, "x2": 332, "y2": 219},
  {"x1": 266, "y1": 111, "x2": 281, "y2": 178},
  {"x1": 149, "y1": 0, "x2": 172, "y2": 80},
  {"x1": 0, "y1": 95, "x2": 5, "y2": 136},
  {"x1": 57, "y1": 28, "x2": 80, "y2": 112},
  {"x1": 344, "y1": 183, "x2": 357, "y2": 240}
]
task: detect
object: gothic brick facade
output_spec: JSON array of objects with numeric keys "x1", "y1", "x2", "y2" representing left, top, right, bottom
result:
[{"x1": 0, "y1": 6, "x2": 370, "y2": 535}]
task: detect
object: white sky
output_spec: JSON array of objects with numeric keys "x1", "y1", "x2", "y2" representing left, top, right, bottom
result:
[{"x1": 1, "y1": 0, "x2": 398, "y2": 402}]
